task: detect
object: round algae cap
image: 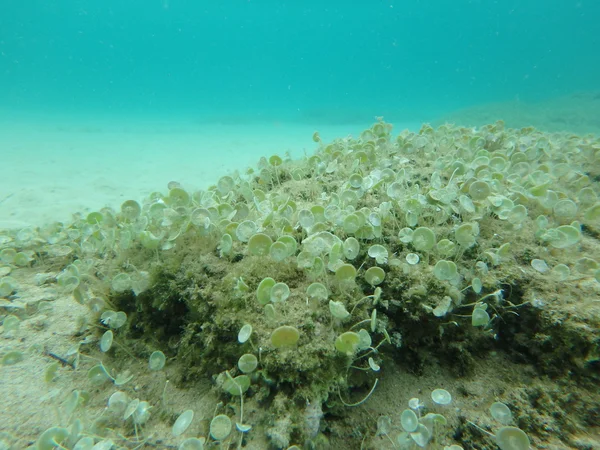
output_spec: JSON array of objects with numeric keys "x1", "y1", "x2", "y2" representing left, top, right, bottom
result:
[
  {"x1": 489, "y1": 402, "x2": 513, "y2": 425},
  {"x1": 495, "y1": 426, "x2": 530, "y2": 450},
  {"x1": 431, "y1": 388, "x2": 452, "y2": 405},
  {"x1": 210, "y1": 414, "x2": 232, "y2": 441},
  {"x1": 238, "y1": 324, "x2": 253, "y2": 343},
  {"x1": 172, "y1": 409, "x2": 194, "y2": 437},
  {"x1": 238, "y1": 353, "x2": 258, "y2": 373},
  {"x1": 270, "y1": 325, "x2": 300, "y2": 348}
]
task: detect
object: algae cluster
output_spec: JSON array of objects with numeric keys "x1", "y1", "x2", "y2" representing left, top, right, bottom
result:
[{"x1": 1, "y1": 119, "x2": 599, "y2": 449}]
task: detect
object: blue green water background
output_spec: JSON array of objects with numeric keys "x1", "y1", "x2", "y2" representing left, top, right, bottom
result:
[{"x1": 1, "y1": 0, "x2": 599, "y2": 127}]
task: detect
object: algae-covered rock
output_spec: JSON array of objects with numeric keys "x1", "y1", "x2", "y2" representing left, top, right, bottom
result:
[{"x1": 3, "y1": 119, "x2": 599, "y2": 448}]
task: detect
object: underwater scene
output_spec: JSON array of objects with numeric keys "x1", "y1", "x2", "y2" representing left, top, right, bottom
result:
[{"x1": 0, "y1": 1, "x2": 599, "y2": 449}]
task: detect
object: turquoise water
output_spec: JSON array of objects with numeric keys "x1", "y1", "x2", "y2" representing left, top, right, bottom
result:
[{"x1": 1, "y1": 0, "x2": 599, "y2": 126}]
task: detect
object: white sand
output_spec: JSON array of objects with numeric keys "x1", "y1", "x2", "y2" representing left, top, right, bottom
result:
[{"x1": 0, "y1": 114, "x2": 420, "y2": 230}]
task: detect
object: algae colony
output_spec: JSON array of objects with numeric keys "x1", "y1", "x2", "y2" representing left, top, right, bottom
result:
[{"x1": 1, "y1": 119, "x2": 599, "y2": 449}]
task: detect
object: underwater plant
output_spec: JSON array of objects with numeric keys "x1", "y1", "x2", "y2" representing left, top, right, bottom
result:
[{"x1": 1, "y1": 118, "x2": 598, "y2": 448}]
